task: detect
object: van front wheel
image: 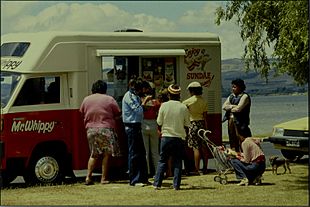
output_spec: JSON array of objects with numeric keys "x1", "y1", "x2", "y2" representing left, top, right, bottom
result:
[{"x1": 24, "y1": 154, "x2": 64, "y2": 184}]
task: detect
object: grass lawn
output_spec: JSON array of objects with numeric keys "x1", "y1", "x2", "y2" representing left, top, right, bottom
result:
[{"x1": 1, "y1": 159, "x2": 308, "y2": 206}]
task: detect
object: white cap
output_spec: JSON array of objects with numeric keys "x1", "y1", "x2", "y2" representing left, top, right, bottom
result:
[{"x1": 187, "y1": 81, "x2": 201, "y2": 89}]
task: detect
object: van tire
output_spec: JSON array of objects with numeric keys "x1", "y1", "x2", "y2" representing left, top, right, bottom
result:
[{"x1": 23, "y1": 153, "x2": 64, "y2": 185}]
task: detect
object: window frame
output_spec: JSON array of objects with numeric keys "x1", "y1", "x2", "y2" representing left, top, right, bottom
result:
[{"x1": 12, "y1": 75, "x2": 62, "y2": 108}]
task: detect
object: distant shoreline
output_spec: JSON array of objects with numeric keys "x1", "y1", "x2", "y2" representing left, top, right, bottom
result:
[
  {"x1": 255, "y1": 92, "x2": 308, "y2": 96},
  {"x1": 222, "y1": 92, "x2": 308, "y2": 98}
]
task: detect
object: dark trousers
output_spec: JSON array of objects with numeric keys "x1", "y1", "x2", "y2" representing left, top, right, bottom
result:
[
  {"x1": 229, "y1": 158, "x2": 266, "y2": 183},
  {"x1": 153, "y1": 137, "x2": 184, "y2": 189},
  {"x1": 228, "y1": 118, "x2": 252, "y2": 152},
  {"x1": 125, "y1": 123, "x2": 148, "y2": 185}
]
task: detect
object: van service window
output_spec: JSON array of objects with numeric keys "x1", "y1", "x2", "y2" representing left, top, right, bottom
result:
[
  {"x1": 1, "y1": 42, "x2": 30, "y2": 57},
  {"x1": 13, "y1": 76, "x2": 60, "y2": 106}
]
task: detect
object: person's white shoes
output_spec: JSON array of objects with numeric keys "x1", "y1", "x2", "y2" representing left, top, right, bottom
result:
[
  {"x1": 133, "y1": 183, "x2": 146, "y2": 187},
  {"x1": 153, "y1": 186, "x2": 160, "y2": 190},
  {"x1": 237, "y1": 178, "x2": 249, "y2": 186}
]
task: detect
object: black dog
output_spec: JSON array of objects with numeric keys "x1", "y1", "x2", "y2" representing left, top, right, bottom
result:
[{"x1": 269, "y1": 156, "x2": 291, "y2": 175}]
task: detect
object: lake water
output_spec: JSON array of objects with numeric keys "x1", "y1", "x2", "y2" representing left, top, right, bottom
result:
[{"x1": 221, "y1": 94, "x2": 308, "y2": 138}]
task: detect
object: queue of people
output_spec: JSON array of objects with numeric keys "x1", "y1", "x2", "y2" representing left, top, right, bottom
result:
[{"x1": 79, "y1": 77, "x2": 265, "y2": 189}]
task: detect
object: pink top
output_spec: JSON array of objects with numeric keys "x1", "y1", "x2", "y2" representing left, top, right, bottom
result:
[
  {"x1": 240, "y1": 138, "x2": 265, "y2": 163},
  {"x1": 80, "y1": 93, "x2": 121, "y2": 129}
]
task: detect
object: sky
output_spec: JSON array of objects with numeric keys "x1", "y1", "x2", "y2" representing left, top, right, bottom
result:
[{"x1": 1, "y1": 1, "x2": 246, "y2": 60}]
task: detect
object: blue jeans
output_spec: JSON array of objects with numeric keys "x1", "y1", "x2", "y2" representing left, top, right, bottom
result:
[
  {"x1": 125, "y1": 123, "x2": 148, "y2": 185},
  {"x1": 153, "y1": 137, "x2": 184, "y2": 189},
  {"x1": 229, "y1": 158, "x2": 266, "y2": 182}
]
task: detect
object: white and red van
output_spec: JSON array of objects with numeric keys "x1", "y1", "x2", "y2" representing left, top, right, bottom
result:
[{"x1": 0, "y1": 31, "x2": 222, "y2": 185}]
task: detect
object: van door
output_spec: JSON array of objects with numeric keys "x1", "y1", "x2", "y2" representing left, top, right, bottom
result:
[{"x1": 5, "y1": 74, "x2": 73, "y2": 183}]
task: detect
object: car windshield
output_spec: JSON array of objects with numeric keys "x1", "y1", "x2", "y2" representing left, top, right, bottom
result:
[{"x1": 1, "y1": 71, "x2": 21, "y2": 108}]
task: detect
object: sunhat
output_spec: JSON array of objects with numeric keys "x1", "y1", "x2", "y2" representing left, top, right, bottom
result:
[
  {"x1": 187, "y1": 81, "x2": 201, "y2": 89},
  {"x1": 168, "y1": 84, "x2": 181, "y2": 94}
]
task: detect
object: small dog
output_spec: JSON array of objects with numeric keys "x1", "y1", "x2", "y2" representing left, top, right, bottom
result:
[{"x1": 269, "y1": 156, "x2": 291, "y2": 175}]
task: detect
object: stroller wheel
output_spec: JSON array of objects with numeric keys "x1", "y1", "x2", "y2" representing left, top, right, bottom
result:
[
  {"x1": 221, "y1": 175, "x2": 228, "y2": 181},
  {"x1": 220, "y1": 178, "x2": 228, "y2": 185},
  {"x1": 214, "y1": 176, "x2": 221, "y2": 182}
]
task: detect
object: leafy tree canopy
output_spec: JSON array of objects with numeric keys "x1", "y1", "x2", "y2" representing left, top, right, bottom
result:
[{"x1": 216, "y1": 0, "x2": 309, "y2": 85}]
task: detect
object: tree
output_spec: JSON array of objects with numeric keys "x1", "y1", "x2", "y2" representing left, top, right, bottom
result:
[{"x1": 216, "y1": 0, "x2": 309, "y2": 85}]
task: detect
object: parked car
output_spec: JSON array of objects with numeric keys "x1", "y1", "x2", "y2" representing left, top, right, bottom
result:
[{"x1": 268, "y1": 117, "x2": 309, "y2": 160}]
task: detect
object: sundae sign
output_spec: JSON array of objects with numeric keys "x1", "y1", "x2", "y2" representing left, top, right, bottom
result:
[{"x1": 184, "y1": 48, "x2": 214, "y2": 88}]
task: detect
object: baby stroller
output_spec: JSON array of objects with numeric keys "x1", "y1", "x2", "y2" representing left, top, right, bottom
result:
[{"x1": 198, "y1": 129, "x2": 234, "y2": 185}]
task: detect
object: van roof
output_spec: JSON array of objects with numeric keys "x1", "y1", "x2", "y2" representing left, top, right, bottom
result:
[
  {"x1": 1, "y1": 31, "x2": 220, "y2": 43},
  {"x1": 1, "y1": 31, "x2": 220, "y2": 73}
]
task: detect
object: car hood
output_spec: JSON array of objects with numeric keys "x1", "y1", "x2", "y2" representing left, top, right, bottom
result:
[{"x1": 274, "y1": 117, "x2": 308, "y2": 131}]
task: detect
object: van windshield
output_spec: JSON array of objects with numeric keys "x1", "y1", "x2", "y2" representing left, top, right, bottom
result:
[{"x1": 1, "y1": 71, "x2": 21, "y2": 108}]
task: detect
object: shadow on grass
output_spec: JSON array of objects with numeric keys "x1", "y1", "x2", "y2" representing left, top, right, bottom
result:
[
  {"x1": 183, "y1": 185, "x2": 216, "y2": 190},
  {"x1": 153, "y1": 182, "x2": 216, "y2": 190},
  {"x1": 2, "y1": 182, "x2": 31, "y2": 189},
  {"x1": 226, "y1": 180, "x2": 275, "y2": 186}
]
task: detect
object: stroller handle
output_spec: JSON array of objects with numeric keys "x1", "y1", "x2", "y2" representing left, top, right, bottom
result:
[
  {"x1": 198, "y1": 129, "x2": 212, "y2": 138},
  {"x1": 198, "y1": 129, "x2": 216, "y2": 146}
]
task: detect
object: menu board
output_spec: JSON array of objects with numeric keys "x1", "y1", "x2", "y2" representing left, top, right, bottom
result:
[{"x1": 142, "y1": 57, "x2": 176, "y2": 92}]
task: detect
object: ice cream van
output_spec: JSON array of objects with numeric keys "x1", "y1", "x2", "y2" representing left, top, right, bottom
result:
[{"x1": 0, "y1": 31, "x2": 222, "y2": 185}]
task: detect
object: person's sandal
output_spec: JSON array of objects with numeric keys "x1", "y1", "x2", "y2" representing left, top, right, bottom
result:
[
  {"x1": 100, "y1": 180, "x2": 111, "y2": 184},
  {"x1": 85, "y1": 179, "x2": 94, "y2": 185}
]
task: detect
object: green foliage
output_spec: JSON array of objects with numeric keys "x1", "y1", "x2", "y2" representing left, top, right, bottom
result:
[{"x1": 216, "y1": 0, "x2": 309, "y2": 85}]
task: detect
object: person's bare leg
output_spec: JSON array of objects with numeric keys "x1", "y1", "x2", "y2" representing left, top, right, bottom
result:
[
  {"x1": 101, "y1": 153, "x2": 111, "y2": 184},
  {"x1": 193, "y1": 148, "x2": 201, "y2": 174},
  {"x1": 86, "y1": 157, "x2": 96, "y2": 184},
  {"x1": 201, "y1": 146, "x2": 209, "y2": 174}
]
